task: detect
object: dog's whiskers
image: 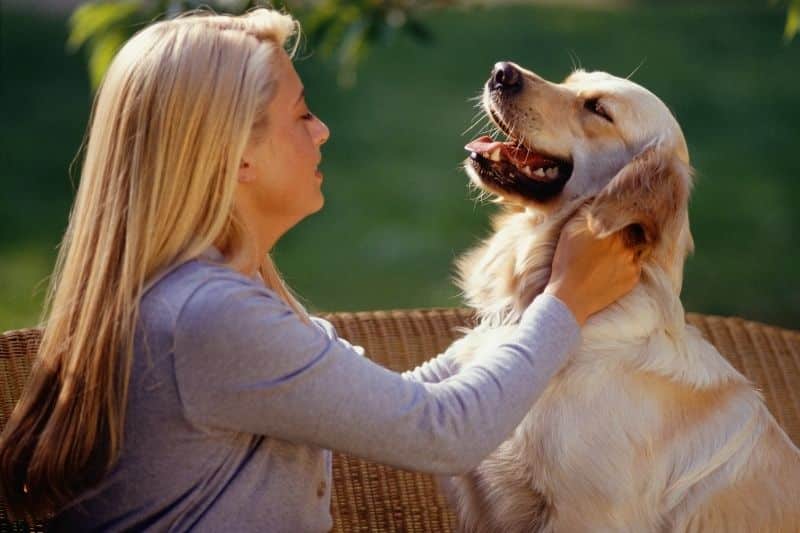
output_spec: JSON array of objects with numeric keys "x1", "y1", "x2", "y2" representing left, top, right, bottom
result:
[
  {"x1": 462, "y1": 111, "x2": 489, "y2": 137},
  {"x1": 567, "y1": 49, "x2": 583, "y2": 73},
  {"x1": 626, "y1": 58, "x2": 647, "y2": 80},
  {"x1": 467, "y1": 179, "x2": 495, "y2": 205},
  {"x1": 509, "y1": 122, "x2": 525, "y2": 152},
  {"x1": 477, "y1": 120, "x2": 502, "y2": 141}
]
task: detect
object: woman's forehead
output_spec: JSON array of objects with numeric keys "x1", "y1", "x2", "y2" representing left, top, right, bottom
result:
[{"x1": 272, "y1": 51, "x2": 303, "y2": 105}]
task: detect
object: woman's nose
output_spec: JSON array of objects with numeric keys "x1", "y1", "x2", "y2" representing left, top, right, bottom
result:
[{"x1": 315, "y1": 117, "x2": 330, "y2": 146}]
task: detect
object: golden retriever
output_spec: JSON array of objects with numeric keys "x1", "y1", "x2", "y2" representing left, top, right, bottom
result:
[{"x1": 444, "y1": 62, "x2": 800, "y2": 532}]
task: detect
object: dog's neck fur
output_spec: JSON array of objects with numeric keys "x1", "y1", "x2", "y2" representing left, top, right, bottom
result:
[
  {"x1": 456, "y1": 202, "x2": 740, "y2": 388},
  {"x1": 457, "y1": 206, "x2": 571, "y2": 328}
]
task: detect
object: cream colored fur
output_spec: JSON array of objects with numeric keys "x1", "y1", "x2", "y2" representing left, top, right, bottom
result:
[{"x1": 446, "y1": 65, "x2": 800, "y2": 532}]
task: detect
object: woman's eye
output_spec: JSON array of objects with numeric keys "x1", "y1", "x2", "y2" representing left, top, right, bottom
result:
[
  {"x1": 584, "y1": 98, "x2": 613, "y2": 122},
  {"x1": 301, "y1": 112, "x2": 314, "y2": 121}
]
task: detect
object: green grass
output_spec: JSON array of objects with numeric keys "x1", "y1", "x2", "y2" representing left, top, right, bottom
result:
[{"x1": 1, "y1": 2, "x2": 798, "y2": 332}]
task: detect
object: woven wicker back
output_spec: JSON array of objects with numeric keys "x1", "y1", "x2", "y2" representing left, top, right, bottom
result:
[{"x1": 1, "y1": 310, "x2": 799, "y2": 532}]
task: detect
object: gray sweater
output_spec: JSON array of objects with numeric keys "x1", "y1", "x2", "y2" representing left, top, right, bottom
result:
[{"x1": 51, "y1": 246, "x2": 580, "y2": 532}]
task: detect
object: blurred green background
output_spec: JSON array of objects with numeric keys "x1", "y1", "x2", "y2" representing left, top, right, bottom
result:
[{"x1": 1, "y1": 1, "x2": 798, "y2": 332}]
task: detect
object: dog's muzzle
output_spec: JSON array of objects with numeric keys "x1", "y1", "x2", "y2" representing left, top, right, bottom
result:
[{"x1": 490, "y1": 62, "x2": 523, "y2": 94}]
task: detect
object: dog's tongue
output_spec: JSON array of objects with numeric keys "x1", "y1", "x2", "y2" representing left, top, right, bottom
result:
[
  {"x1": 465, "y1": 135, "x2": 558, "y2": 168},
  {"x1": 464, "y1": 135, "x2": 504, "y2": 154}
]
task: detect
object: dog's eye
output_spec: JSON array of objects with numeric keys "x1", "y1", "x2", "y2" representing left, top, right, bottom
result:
[{"x1": 584, "y1": 98, "x2": 613, "y2": 122}]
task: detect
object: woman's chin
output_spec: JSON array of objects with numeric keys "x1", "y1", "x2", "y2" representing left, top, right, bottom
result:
[{"x1": 310, "y1": 192, "x2": 324, "y2": 214}]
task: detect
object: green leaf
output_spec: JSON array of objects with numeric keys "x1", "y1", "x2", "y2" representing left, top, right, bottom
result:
[
  {"x1": 88, "y1": 28, "x2": 128, "y2": 89},
  {"x1": 67, "y1": 0, "x2": 142, "y2": 51},
  {"x1": 317, "y1": 5, "x2": 361, "y2": 58},
  {"x1": 337, "y1": 17, "x2": 368, "y2": 66},
  {"x1": 786, "y1": 0, "x2": 800, "y2": 41},
  {"x1": 305, "y1": 2, "x2": 343, "y2": 49}
]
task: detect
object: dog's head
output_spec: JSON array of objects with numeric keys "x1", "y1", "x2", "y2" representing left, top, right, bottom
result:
[{"x1": 465, "y1": 62, "x2": 693, "y2": 253}]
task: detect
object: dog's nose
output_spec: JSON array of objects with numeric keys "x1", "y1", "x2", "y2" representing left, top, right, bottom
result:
[{"x1": 490, "y1": 62, "x2": 522, "y2": 93}]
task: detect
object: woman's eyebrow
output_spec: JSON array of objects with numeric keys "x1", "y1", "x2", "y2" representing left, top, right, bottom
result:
[{"x1": 295, "y1": 88, "x2": 305, "y2": 106}]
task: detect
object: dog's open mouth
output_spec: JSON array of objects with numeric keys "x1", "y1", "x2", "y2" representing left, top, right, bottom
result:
[{"x1": 465, "y1": 135, "x2": 573, "y2": 202}]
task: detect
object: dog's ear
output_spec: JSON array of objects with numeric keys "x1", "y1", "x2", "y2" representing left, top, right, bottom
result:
[{"x1": 587, "y1": 142, "x2": 692, "y2": 255}]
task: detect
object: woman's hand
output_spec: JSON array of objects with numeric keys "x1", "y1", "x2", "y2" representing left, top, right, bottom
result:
[{"x1": 544, "y1": 216, "x2": 642, "y2": 326}]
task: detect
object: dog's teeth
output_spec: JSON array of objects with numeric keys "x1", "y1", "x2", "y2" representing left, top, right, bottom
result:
[
  {"x1": 534, "y1": 168, "x2": 546, "y2": 177},
  {"x1": 545, "y1": 167, "x2": 559, "y2": 178},
  {"x1": 521, "y1": 165, "x2": 533, "y2": 177},
  {"x1": 489, "y1": 148, "x2": 502, "y2": 162}
]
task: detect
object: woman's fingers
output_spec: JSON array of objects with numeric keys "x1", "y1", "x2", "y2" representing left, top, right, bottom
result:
[{"x1": 543, "y1": 216, "x2": 643, "y2": 326}]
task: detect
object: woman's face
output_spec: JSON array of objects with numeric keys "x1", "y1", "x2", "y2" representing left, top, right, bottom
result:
[{"x1": 236, "y1": 49, "x2": 330, "y2": 245}]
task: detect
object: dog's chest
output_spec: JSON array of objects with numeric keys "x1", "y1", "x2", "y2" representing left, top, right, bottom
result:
[
  {"x1": 459, "y1": 327, "x2": 663, "y2": 475},
  {"x1": 517, "y1": 363, "x2": 665, "y2": 485},
  {"x1": 459, "y1": 328, "x2": 667, "y2": 494}
]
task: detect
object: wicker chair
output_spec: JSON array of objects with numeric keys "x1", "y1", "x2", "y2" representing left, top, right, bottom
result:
[{"x1": 1, "y1": 309, "x2": 799, "y2": 532}]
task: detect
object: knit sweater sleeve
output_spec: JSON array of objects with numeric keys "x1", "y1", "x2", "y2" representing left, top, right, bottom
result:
[
  {"x1": 310, "y1": 315, "x2": 456, "y2": 384},
  {"x1": 173, "y1": 276, "x2": 580, "y2": 475}
]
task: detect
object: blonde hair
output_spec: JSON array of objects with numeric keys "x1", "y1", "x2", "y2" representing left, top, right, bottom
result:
[{"x1": 0, "y1": 7, "x2": 304, "y2": 520}]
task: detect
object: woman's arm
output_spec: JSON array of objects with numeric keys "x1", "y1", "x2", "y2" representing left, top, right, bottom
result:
[
  {"x1": 346, "y1": 212, "x2": 644, "y2": 386},
  {"x1": 173, "y1": 277, "x2": 578, "y2": 476},
  {"x1": 401, "y1": 348, "x2": 459, "y2": 384},
  {"x1": 173, "y1": 217, "x2": 639, "y2": 475},
  {"x1": 311, "y1": 315, "x2": 457, "y2": 384}
]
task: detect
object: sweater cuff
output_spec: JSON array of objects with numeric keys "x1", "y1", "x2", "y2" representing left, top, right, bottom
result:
[{"x1": 517, "y1": 293, "x2": 582, "y2": 353}]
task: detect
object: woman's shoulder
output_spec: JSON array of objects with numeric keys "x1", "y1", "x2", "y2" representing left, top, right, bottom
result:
[{"x1": 141, "y1": 255, "x2": 283, "y2": 330}]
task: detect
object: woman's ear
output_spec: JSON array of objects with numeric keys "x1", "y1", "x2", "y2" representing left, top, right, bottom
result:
[
  {"x1": 237, "y1": 158, "x2": 256, "y2": 183},
  {"x1": 587, "y1": 142, "x2": 693, "y2": 254}
]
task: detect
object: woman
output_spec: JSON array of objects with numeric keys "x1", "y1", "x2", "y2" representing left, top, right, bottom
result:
[{"x1": 0, "y1": 8, "x2": 640, "y2": 531}]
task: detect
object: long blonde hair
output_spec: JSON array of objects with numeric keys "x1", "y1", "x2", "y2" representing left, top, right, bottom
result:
[{"x1": 0, "y1": 7, "x2": 305, "y2": 520}]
